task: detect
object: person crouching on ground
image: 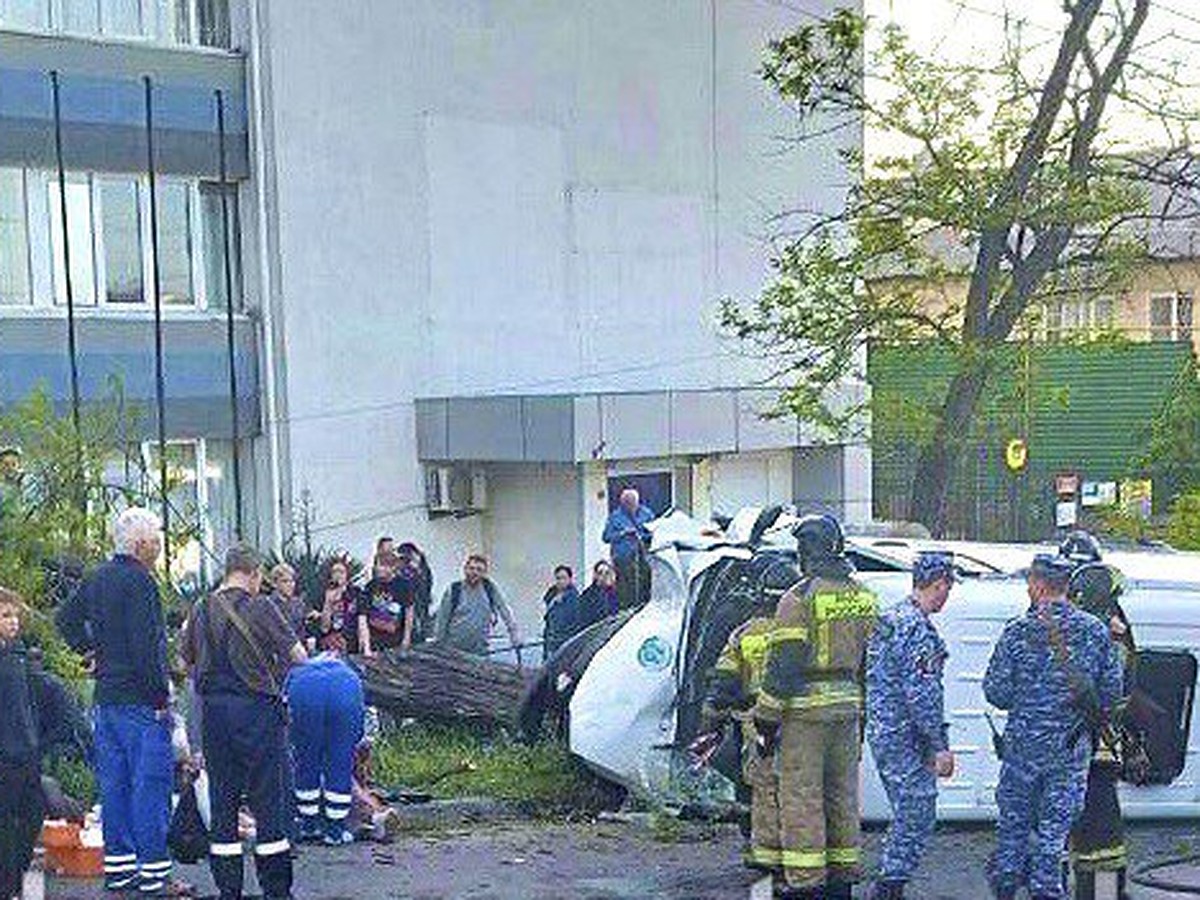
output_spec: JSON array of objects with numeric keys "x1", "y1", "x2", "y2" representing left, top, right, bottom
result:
[
  {"x1": 182, "y1": 545, "x2": 307, "y2": 900},
  {"x1": 286, "y1": 654, "x2": 365, "y2": 846}
]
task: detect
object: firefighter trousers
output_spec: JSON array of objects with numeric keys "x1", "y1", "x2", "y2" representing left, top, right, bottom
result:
[
  {"x1": 742, "y1": 724, "x2": 782, "y2": 870},
  {"x1": 778, "y1": 706, "x2": 863, "y2": 889},
  {"x1": 1070, "y1": 761, "x2": 1127, "y2": 898}
]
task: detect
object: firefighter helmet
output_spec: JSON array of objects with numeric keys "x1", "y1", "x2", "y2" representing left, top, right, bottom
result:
[{"x1": 792, "y1": 514, "x2": 845, "y2": 572}]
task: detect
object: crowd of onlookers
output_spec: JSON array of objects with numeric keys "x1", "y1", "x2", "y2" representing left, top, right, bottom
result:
[
  {"x1": 0, "y1": 485, "x2": 663, "y2": 899},
  {"x1": 267, "y1": 484, "x2": 660, "y2": 666}
]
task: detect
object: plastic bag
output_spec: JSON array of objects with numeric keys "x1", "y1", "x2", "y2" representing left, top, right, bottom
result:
[{"x1": 167, "y1": 774, "x2": 209, "y2": 864}]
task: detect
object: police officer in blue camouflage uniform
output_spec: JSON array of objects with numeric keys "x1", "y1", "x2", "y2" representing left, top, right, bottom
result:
[
  {"x1": 865, "y1": 551, "x2": 958, "y2": 899},
  {"x1": 984, "y1": 554, "x2": 1124, "y2": 900}
]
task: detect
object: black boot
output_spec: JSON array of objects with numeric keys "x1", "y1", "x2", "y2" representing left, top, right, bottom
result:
[
  {"x1": 870, "y1": 881, "x2": 905, "y2": 899},
  {"x1": 1117, "y1": 867, "x2": 1130, "y2": 900},
  {"x1": 825, "y1": 882, "x2": 853, "y2": 900}
]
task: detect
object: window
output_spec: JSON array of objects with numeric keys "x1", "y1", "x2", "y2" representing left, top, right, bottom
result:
[
  {"x1": 196, "y1": 0, "x2": 229, "y2": 47},
  {"x1": 59, "y1": 0, "x2": 99, "y2": 32},
  {"x1": 0, "y1": 0, "x2": 49, "y2": 29},
  {"x1": 1042, "y1": 296, "x2": 1116, "y2": 341},
  {"x1": 157, "y1": 181, "x2": 194, "y2": 305},
  {"x1": 100, "y1": 0, "x2": 141, "y2": 36},
  {"x1": 1, "y1": 0, "x2": 229, "y2": 47},
  {"x1": 1150, "y1": 292, "x2": 1194, "y2": 342},
  {"x1": 98, "y1": 178, "x2": 143, "y2": 303},
  {"x1": 199, "y1": 182, "x2": 242, "y2": 311},
  {"x1": 0, "y1": 169, "x2": 31, "y2": 306},
  {"x1": 140, "y1": 437, "x2": 246, "y2": 584},
  {"x1": 152, "y1": 0, "x2": 189, "y2": 42},
  {"x1": 48, "y1": 175, "x2": 98, "y2": 307},
  {"x1": 4, "y1": 168, "x2": 239, "y2": 314}
]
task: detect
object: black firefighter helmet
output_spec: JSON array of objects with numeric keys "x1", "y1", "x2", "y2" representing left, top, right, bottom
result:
[
  {"x1": 792, "y1": 514, "x2": 846, "y2": 574},
  {"x1": 1059, "y1": 530, "x2": 1103, "y2": 568},
  {"x1": 1068, "y1": 561, "x2": 1123, "y2": 618}
]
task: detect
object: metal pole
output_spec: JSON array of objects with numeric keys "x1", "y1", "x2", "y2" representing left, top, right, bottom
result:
[
  {"x1": 50, "y1": 70, "x2": 86, "y2": 520},
  {"x1": 144, "y1": 75, "x2": 172, "y2": 576},
  {"x1": 216, "y1": 89, "x2": 244, "y2": 540}
]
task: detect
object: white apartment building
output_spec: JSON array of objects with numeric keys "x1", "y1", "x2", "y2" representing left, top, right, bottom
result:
[{"x1": 0, "y1": 0, "x2": 867, "y2": 635}]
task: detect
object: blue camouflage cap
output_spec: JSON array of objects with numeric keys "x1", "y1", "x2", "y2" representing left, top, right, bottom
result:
[
  {"x1": 912, "y1": 551, "x2": 958, "y2": 587},
  {"x1": 1029, "y1": 552, "x2": 1075, "y2": 588}
]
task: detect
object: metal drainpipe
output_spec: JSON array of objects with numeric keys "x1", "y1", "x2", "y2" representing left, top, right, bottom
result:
[{"x1": 247, "y1": 0, "x2": 287, "y2": 551}]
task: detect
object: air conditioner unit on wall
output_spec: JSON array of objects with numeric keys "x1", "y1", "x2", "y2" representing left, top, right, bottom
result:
[
  {"x1": 470, "y1": 469, "x2": 488, "y2": 511},
  {"x1": 424, "y1": 465, "x2": 488, "y2": 515},
  {"x1": 425, "y1": 466, "x2": 454, "y2": 513}
]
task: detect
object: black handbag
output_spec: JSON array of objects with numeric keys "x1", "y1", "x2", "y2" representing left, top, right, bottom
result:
[{"x1": 167, "y1": 774, "x2": 209, "y2": 864}]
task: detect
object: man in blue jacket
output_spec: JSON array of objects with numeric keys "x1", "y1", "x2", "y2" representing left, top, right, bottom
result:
[
  {"x1": 984, "y1": 554, "x2": 1124, "y2": 900},
  {"x1": 602, "y1": 488, "x2": 655, "y2": 611},
  {"x1": 82, "y1": 507, "x2": 186, "y2": 896},
  {"x1": 865, "y1": 551, "x2": 958, "y2": 898}
]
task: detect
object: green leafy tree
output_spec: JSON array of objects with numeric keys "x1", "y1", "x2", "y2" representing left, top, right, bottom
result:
[
  {"x1": 0, "y1": 385, "x2": 202, "y2": 678},
  {"x1": 721, "y1": 1, "x2": 1200, "y2": 534}
]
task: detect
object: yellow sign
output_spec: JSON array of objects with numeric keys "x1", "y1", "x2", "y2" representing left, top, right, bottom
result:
[{"x1": 1005, "y1": 438, "x2": 1028, "y2": 472}]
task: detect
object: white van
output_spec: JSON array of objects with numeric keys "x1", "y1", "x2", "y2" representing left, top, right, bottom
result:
[{"x1": 561, "y1": 512, "x2": 1199, "y2": 821}]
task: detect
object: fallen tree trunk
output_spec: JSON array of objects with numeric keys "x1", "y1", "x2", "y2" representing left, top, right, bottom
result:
[{"x1": 352, "y1": 646, "x2": 537, "y2": 729}]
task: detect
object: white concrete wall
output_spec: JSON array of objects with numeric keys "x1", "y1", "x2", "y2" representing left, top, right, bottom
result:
[
  {"x1": 706, "y1": 450, "x2": 795, "y2": 517},
  {"x1": 479, "y1": 463, "x2": 582, "y2": 640},
  {"x1": 253, "y1": 0, "x2": 861, "y2": 565}
]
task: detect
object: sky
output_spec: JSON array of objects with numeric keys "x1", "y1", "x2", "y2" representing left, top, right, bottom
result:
[{"x1": 860, "y1": 0, "x2": 1200, "y2": 159}]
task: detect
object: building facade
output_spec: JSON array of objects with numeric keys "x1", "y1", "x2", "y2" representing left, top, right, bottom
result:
[{"x1": 0, "y1": 0, "x2": 868, "y2": 635}]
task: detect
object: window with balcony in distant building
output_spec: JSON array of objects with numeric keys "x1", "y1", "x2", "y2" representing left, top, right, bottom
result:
[
  {"x1": 1041, "y1": 296, "x2": 1115, "y2": 340},
  {"x1": 0, "y1": 166, "x2": 242, "y2": 314},
  {"x1": 0, "y1": 0, "x2": 230, "y2": 48},
  {"x1": 1150, "y1": 291, "x2": 1194, "y2": 342},
  {"x1": 0, "y1": 169, "x2": 31, "y2": 306}
]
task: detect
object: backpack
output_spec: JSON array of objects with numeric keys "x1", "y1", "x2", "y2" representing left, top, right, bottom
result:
[{"x1": 448, "y1": 579, "x2": 500, "y2": 624}]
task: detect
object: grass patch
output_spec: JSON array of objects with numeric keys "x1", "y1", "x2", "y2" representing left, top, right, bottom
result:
[{"x1": 371, "y1": 722, "x2": 617, "y2": 813}]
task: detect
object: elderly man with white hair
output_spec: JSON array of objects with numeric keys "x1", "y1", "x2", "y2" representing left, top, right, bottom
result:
[
  {"x1": 80, "y1": 507, "x2": 191, "y2": 897},
  {"x1": 601, "y1": 487, "x2": 656, "y2": 611}
]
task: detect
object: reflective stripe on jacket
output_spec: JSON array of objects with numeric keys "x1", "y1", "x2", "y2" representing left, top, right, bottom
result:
[{"x1": 758, "y1": 575, "x2": 879, "y2": 714}]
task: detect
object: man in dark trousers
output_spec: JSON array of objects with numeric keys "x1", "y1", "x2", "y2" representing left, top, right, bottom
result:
[
  {"x1": 82, "y1": 507, "x2": 187, "y2": 896},
  {"x1": 182, "y1": 545, "x2": 307, "y2": 900},
  {"x1": 602, "y1": 488, "x2": 655, "y2": 611}
]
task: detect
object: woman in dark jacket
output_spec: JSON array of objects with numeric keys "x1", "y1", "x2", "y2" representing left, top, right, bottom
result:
[
  {"x1": 542, "y1": 566, "x2": 581, "y2": 662},
  {"x1": 396, "y1": 543, "x2": 433, "y2": 644},
  {"x1": 576, "y1": 560, "x2": 619, "y2": 632}
]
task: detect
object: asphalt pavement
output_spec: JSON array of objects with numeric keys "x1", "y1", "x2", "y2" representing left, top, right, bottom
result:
[{"x1": 42, "y1": 819, "x2": 1200, "y2": 899}]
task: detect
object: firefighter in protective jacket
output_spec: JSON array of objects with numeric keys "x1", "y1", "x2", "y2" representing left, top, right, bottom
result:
[
  {"x1": 703, "y1": 616, "x2": 778, "y2": 872},
  {"x1": 1067, "y1": 561, "x2": 1135, "y2": 900},
  {"x1": 751, "y1": 514, "x2": 879, "y2": 900}
]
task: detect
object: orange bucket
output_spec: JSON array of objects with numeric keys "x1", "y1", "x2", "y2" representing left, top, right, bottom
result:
[{"x1": 40, "y1": 821, "x2": 104, "y2": 878}]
